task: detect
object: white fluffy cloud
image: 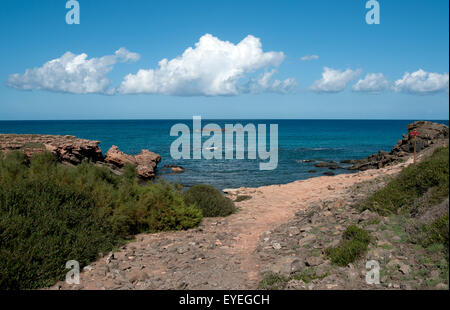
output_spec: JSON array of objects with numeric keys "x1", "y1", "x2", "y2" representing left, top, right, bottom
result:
[
  {"x1": 118, "y1": 34, "x2": 294, "y2": 96},
  {"x1": 243, "y1": 70, "x2": 297, "y2": 94},
  {"x1": 7, "y1": 48, "x2": 140, "y2": 94},
  {"x1": 352, "y1": 73, "x2": 390, "y2": 93},
  {"x1": 310, "y1": 67, "x2": 362, "y2": 93},
  {"x1": 300, "y1": 55, "x2": 319, "y2": 61},
  {"x1": 393, "y1": 69, "x2": 449, "y2": 94}
]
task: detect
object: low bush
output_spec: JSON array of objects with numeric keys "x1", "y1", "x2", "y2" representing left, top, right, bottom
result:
[
  {"x1": 182, "y1": 184, "x2": 236, "y2": 217},
  {"x1": 258, "y1": 273, "x2": 287, "y2": 290},
  {"x1": 0, "y1": 178, "x2": 116, "y2": 289},
  {"x1": 326, "y1": 225, "x2": 371, "y2": 266},
  {"x1": 423, "y1": 213, "x2": 449, "y2": 258},
  {"x1": 361, "y1": 146, "x2": 449, "y2": 215},
  {"x1": 0, "y1": 151, "x2": 203, "y2": 289}
]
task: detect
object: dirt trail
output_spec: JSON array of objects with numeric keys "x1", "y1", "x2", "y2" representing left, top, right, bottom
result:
[{"x1": 51, "y1": 158, "x2": 413, "y2": 290}]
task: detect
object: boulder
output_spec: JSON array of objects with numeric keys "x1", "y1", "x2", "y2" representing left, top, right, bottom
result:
[
  {"x1": 171, "y1": 166, "x2": 185, "y2": 173},
  {"x1": 164, "y1": 164, "x2": 185, "y2": 173},
  {"x1": 135, "y1": 149, "x2": 162, "y2": 178},
  {"x1": 314, "y1": 162, "x2": 333, "y2": 168},
  {"x1": 105, "y1": 146, "x2": 161, "y2": 179},
  {"x1": 267, "y1": 257, "x2": 305, "y2": 277},
  {"x1": 104, "y1": 145, "x2": 137, "y2": 167}
]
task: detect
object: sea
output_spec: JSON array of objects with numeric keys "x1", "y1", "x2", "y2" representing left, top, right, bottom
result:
[{"x1": 1, "y1": 119, "x2": 448, "y2": 189}]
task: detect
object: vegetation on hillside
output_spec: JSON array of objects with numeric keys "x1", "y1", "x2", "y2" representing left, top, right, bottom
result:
[
  {"x1": 0, "y1": 151, "x2": 207, "y2": 289},
  {"x1": 361, "y1": 146, "x2": 449, "y2": 263},
  {"x1": 325, "y1": 225, "x2": 371, "y2": 266},
  {"x1": 361, "y1": 146, "x2": 449, "y2": 216},
  {"x1": 423, "y1": 213, "x2": 449, "y2": 258}
]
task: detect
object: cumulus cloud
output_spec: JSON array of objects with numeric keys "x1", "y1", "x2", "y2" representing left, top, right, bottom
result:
[
  {"x1": 118, "y1": 34, "x2": 294, "y2": 96},
  {"x1": 242, "y1": 69, "x2": 297, "y2": 94},
  {"x1": 300, "y1": 54, "x2": 319, "y2": 61},
  {"x1": 393, "y1": 69, "x2": 449, "y2": 94},
  {"x1": 7, "y1": 48, "x2": 140, "y2": 94},
  {"x1": 114, "y1": 47, "x2": 141, "y2": 63},
  {"x1": 310, "y1": 67, "x2": 362, "y2": 93},
  {"x1": 352, "y1": 73, "x2": 390, "y2": 93}
]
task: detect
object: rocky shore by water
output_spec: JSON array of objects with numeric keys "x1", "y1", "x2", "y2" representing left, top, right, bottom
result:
[
  {"x1": 298, "y1": 121, "x2": 449, "y2": 176},
  {"x1": 347, "y1": 121, "x2": 449, "y2": 171},
  {"x1": 2, "y1": 121, "x2": 447, "y2": 180},
  {"x1": 0, "y1": 134, "x2": 161, "y2": 179}
]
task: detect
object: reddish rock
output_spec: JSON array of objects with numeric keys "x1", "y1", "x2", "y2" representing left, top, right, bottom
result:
[
  {"x1": 135, "y1": 149, "x2": 162, "y2": 179},
  {"x1": 163, "y1": 164, "x2": 185, "y2": 173},
  {"x1": 171, "y1": 166, "x2": 185, "y2": 173},
  {"x1": 0, "y1": 134, "x2": 103, "y2": 164},
  {"x1": 104, "y1": 145, "x2": 137, "y2": 167},
  {"x1": 0, "y1": 134, "x2": 161, "y2": 180},
  {"x1": 105, "y1": 146, "x2": 161, "y2": 179}
]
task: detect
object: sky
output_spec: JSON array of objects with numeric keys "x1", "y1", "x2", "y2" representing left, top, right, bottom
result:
[{"x1": 0, "y1": 0, "x2": 448, "y2": 120}]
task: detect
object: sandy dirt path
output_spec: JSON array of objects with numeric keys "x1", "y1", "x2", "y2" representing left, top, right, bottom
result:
[{"x1": 51, "y1": 158, "x2": 413, "y2": 290}]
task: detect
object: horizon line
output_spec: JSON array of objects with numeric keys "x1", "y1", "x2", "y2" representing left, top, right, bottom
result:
[{"x1": 0, "y1": 118, "x2": 449, "y2": 122}]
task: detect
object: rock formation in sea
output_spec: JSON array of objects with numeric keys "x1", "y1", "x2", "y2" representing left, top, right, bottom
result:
[
  {"x1": 104, "y1": 145, "x2": 161, "y2": 179},
  {"x1": 0, "y1": 134, "x2": 161, "y2": 179},
  {"x1": 163, "y1": 164, "x2": 185, "y2": 173},
  {"x1": 348, "y1": 121, "x2": 449, "y2": 171}
]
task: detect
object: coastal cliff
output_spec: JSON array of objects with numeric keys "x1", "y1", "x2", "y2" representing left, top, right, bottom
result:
[
  {"x1": 348, "y1": 121, "x2": 449, "y2": 171},
  {"x1": 0, "y1": 134, "x2": 161, "y2": 179}
]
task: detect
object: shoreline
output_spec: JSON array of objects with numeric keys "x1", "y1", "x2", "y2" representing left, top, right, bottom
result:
[{"x1": 3, "y1": 120, "x2": 448, "y2": 190}]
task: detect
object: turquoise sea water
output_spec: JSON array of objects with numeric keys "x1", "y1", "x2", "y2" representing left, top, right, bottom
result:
[{"x1": 1, "y1": 120, "x2": 448, "y2": 189}]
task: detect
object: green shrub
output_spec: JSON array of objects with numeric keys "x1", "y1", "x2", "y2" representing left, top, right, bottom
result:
[
  {"x1": 258, "y1": 273, "x2": 287, "y2": 290},
  {"x1": 112, "y1": 181, "x2": 202, "y2": 234},
  {"x1": 342, "y1": 225, "x2": 371, "y2": 244},
  {"x1": 423, "y1": 213, "x2": 449, "y2": 256},
  {"x1": 122, "y1": 163, "x2": 138, "y2": 181},
  {"x1": 0, "y1": 151, "x2": 203, "y2": 289},
  {"x1": 361, "y1": 147, "x2": 449, "y2": 215},
  {"x1": 326, "y1": 225, "x2": 371, "y2": 266},
  {"x1": 0, "y1": 178, "x2": 116, "y2": 290},
  {"x1": 182, "y1": 184, "x2": 236, "y2": 217}
]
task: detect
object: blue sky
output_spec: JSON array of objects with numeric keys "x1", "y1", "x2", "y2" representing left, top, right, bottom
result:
[{"x1": 0, "y1": 0, "x2": 448, "y2": 120}]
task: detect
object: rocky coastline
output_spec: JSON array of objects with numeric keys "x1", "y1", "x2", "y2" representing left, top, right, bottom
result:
[
  {"x1": 299, "y1": 121, "x2": 449, "y2": 175},
  {"x1": 1, "y1": 121, "x2": 448, "y2": 181},
  {"x1": 347, "y1": 121, "x2": 449, "y2": 171},
  {"x1": 0, "y1": 134, "x2": 161, "y2": 179}
]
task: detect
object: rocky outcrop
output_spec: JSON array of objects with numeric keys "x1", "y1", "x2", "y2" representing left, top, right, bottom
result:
[
  {"x1": 348, "y1": 121, "x2": 449, "y2": 171},
  {"x1": 314, "y1": 161, "x2": 343, "y2": 170},
  {"x1": 0, "y1": 134, "x2": 103, "y2": 164},
  {"x1": 164, "y1": 164, "x2": 185, "y2": 173},
  {"x1": 105, "y1": 145, "x2": 161, "y2": 179},
  {"x1": 0, "y1": 134, "x2": 161, "y2": 179}
]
